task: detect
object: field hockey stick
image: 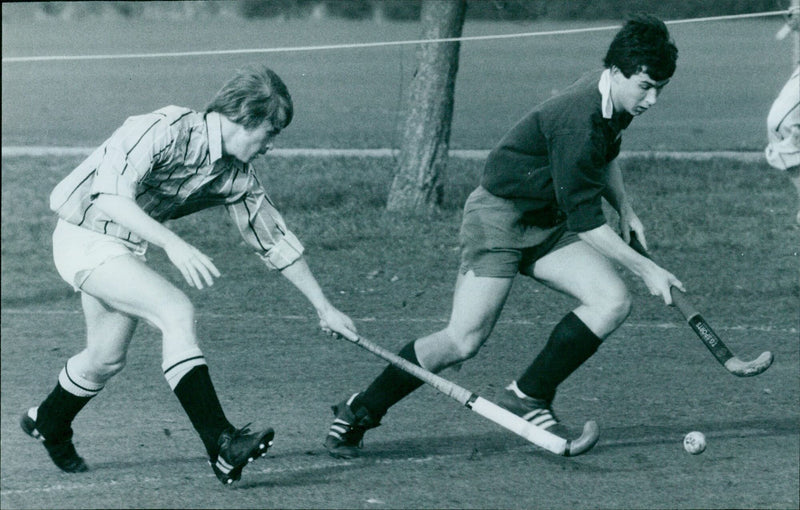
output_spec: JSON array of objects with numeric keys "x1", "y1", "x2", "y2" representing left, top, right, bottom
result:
[
  {"x1": 628, "y1": 232, "x2": 774, "y2": 377},
  {"x1": 339, "y1": 334, "x2": 600, "y2": 457}
]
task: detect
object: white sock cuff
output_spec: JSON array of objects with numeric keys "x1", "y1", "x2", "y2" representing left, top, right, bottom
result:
[
  {"x1": 59, "y1": 358, "x2": 105, "y2": 398},
  {"x1": 162, "y1": 347, "x2": 206, "y2": 390}
]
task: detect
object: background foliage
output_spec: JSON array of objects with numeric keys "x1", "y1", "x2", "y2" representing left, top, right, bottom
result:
[{"x1": 2, "y1": 0, "x2": 784, "y2": 22}]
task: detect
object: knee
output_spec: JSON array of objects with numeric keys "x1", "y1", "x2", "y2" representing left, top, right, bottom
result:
[
  {"x1": 84, "y1": 350, "x2": 127, "y2": 381},
  {"x1": 153, "y1": 294, "x2": 196, "y2": 337},
  {"x1": 584, "y1": 283, "x2": 631, "y2": 328},
  {"x1": 600, "y1": 287, "x2": 632, "y2": 325},
  {"x1": 442, "y1": 327, "x2": 487, "y2": 362}
]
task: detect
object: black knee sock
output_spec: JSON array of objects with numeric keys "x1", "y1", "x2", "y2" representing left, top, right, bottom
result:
[
  {"x1": 36, "y1": 384, "x2": 93, "y2": 441},
  {"x1": 516, "y1": 312, "x2": 602, "y2": 403},
  {"x1": 354, "y1": 341, "x2": 425, "y2": 420},
  {"x1": 173, "y1": 365, "x2": 233, "y2": 458}
]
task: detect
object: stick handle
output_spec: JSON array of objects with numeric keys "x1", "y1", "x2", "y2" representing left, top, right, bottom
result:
[
  {"x1": 627, "y1": 232, "x2": 772, "y2": 376},
  {"x1": 349, "y1": 336, "x2": 474, "y2": 404},
  {"x1": 344, "y1": 335, "x2": 570, "y2": 455},
  {"x1": 628, "y1": 233, "x2": 696, "y2": 317},
  {"x1": 668, "y1": 288, "x2": 697, "y2": 318},
  {"x1": 628, "y1": 233, "x2": 733, "y2": 364}
]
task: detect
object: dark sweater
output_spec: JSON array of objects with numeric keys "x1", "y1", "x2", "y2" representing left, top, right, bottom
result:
[{"x1": 481, "y1": 69, "x2": 633, "y2": 233}]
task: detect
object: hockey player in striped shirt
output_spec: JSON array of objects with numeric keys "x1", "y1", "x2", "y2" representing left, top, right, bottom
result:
[{"x1": 20, "y1": 64, "x2": 358, "y2": 485}]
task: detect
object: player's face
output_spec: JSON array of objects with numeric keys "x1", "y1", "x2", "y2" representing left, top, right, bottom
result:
[
  {"x1": 610, "y1": 66, "x2": 670, "y2": 116},
  {"x1": 227, "y1": 120, "x2": 281, "y2": 163}
]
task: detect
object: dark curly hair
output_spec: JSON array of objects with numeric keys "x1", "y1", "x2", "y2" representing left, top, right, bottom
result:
[
  {"x1": 603, "y1": 14, "x2": 678, "y2": 81},
  {"x1": 206, "y1": 64, "x2": 293, "y2": 130}
]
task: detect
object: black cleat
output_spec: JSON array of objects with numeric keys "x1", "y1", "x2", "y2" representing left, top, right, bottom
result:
[
  {"x1": 211, "y1": 425, "x2": 274, "y2": 485},
  {"x1": 20, "y1": 407, "x2": 88, "y2": 473},
  {"x1": 324, "y1": 393, "x2": 379, "y2": 459}
]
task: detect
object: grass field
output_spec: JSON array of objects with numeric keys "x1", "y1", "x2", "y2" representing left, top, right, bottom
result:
[
  {"x1": 2, "y1": 9, "x2": 799, "y2": 510},
  {"x1": 1, "y1": 152, "x2": 798, "y2": 509},
  {"x1": 1, "y1": 14, "x2": 795, "y2": 151}
]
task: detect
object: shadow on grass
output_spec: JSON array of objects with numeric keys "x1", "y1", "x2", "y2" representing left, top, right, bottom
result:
[
  {"x1": 86, "y1": 454, "x2": 208, "y2": 472},
  {"x1": 29, "y1": 417, "x2": 794, "y2": 489},
  {"x1": 594, "y1": 416, "x2": 800, "y2": 452},
  {"x1": 237, "y1": 416, "x2": 799, "y2": 488}
]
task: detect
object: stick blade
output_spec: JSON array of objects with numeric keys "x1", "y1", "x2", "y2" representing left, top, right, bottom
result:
[
  {"x1": 564, "y1": 421, "x2": 600, "y2": 457},
  {"x1": 724, "y1": 351, "x2": 774, "y2": 377}
]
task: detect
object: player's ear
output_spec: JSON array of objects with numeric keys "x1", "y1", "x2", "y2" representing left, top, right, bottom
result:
[{"x1": 608, "y1": 66, "x2": 625, "y2": 86}]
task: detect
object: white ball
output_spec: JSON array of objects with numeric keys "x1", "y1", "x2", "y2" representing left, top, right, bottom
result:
[{"x1": 683, "y1": 431, "x2": 706, "y2": 455}]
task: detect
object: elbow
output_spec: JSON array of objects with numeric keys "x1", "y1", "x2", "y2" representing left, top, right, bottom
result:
[{"x1": 91, "y1": 193, "x2": 121, "y2": 213}]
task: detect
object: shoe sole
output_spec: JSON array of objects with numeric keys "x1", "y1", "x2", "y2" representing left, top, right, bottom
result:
[{"x1": 326, "y1": 449, "x2": 360, "y2": 460}]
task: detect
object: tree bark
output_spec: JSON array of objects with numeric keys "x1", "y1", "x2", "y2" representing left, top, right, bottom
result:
[{"x1": 386, "y1": 0, "x2": 466, "y2": 214}]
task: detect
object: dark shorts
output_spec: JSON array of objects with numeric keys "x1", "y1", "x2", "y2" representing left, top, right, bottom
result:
[{"x1": 459, "y1": 186, "x2": 579, "y2": 278}]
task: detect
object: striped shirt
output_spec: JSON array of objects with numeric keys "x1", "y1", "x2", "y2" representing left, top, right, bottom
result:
[
  {"x1": 766, "y1": 66, "x2": 800, "y2": 171},
  {"x1": 49, "y1": 106, "x2": 304, "y2": 270}
]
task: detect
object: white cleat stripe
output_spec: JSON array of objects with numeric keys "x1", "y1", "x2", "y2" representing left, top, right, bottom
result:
[
  {"x1": 523, "y1": 410, "x2": 551, "y2": 421},
  {"x1": 538, "y1": 419, "x2": 557, "y2": 429}
]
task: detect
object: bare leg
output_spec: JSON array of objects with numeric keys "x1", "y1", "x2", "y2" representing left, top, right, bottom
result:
[
  {"x1": 532, "y1": 241, "x2": 631, "y2": 338},
  {"x1": 66, "y1": 292, "x2": 138, "y2": 384},
  {"x1": 79, "y1": 254, "x2": 233, "y2": 459},
  {"x1": 416, "y1": 271, "x2": 514, "y2": 371},
  {"x1": 512, "y1": 240, "x2": 631, "y2": 403},
  {"x1": 354, "y1": 271, "x2": 514, "y2": 419},
  {"x1": 80, "y1": 254, "x2": 201, "y2": 361}
]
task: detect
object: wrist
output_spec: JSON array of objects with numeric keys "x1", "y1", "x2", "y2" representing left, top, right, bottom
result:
[
  {"x1": 160, "y1": 231, "x2": 186, "y2": 252},
  {"x1": 631, "y1": 257, "x2": 657, "y2": 279},
  {"x1": 315, "y1": 300, "x2": 335, "y2": 318}
]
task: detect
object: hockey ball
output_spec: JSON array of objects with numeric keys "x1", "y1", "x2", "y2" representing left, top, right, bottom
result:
[{"x1": 683, "y1": 431, "x2": 706, "y2": 455}]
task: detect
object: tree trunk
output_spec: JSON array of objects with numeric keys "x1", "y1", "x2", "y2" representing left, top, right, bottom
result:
[{"x1": 386, "y1": 0, "x2": 466, "y2": 214}]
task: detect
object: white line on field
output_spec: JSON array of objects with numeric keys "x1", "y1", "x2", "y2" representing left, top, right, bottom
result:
[
  {"x1": 0, "y1": 146, "x2": 765, "y2": 162},
  {"x1": 0, "y1": 308, "x2": 795, "y2": 334}
]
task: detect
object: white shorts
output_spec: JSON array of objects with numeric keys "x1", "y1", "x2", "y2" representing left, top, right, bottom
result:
[{"x1": 53, "y1": 219, "x2": 147, "y2": 291}]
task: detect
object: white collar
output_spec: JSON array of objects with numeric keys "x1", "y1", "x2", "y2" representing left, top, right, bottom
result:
[
  {"x1": 598, "y1": 69, "x2": 614, "y2": 119},
  {"x1": 206, "y1": 111, "x2": 223, "y2": 162}
]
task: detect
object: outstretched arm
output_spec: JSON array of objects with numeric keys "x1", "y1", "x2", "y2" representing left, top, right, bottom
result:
[
  {"x1": 279, "y1": 257, "x2": 358, "y2": 341},
  {"x1": 226, "y1": 178, "x2": 357, "y2": 339}
]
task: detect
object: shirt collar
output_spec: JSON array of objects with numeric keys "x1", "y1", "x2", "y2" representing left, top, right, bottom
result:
[
  {"x1": 598, "y1": 69, "x2": 614, "y2": 119},
  {"x1": 206, "y1": 111, "x2": 223, "y2": 162}
]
